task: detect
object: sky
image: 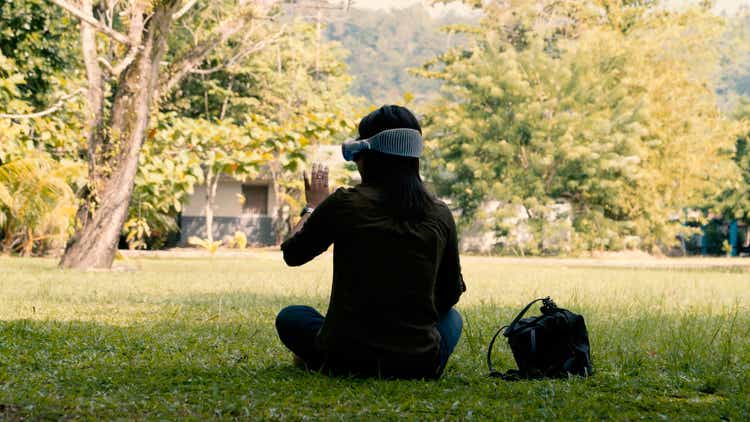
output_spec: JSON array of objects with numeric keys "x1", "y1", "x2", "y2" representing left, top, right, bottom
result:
[{"x1": 352, "y1": 0, "x2": 750, "y2": 15}]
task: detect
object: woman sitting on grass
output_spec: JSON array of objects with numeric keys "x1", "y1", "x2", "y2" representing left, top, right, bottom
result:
[{"x1": 275, "y1": 105, "x2": 466, "y2": 379}]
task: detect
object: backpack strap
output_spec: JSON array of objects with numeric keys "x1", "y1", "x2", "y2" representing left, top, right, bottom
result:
[
  {"x1": 486, "y1": 297, "x2": 550, "y2": 378},
  {"x1": 505, "y1": 297, "x2": 550, "y2": 335},
  {"x1": 487, "y1": 324, "x2": 508, "y2": 377}
]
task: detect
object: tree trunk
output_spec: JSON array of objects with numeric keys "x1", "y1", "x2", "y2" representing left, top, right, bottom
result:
[
  {"x1": 79, "y1": 0, "x2": 105, "y2": 183},
  {"x1": 204, "y1": 168, "x2": 220, "y2": 243},
  {"x1": 2, "y1": 228, "x2": 15, "y2": 255},
  {"x1": 205, "y1": 202, "x2": 214, "y2": 243},
  {"x1": 60, "y1": 1, "x2": 179, "y2": 269},
  {"x1": 22, "y1": 226, "x2": 33, "y2": 257},
  {"x1": 269, "y1": 165, "x2": 290, "y2": 245}
]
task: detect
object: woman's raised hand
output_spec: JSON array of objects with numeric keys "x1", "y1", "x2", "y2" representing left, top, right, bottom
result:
[{"x1": 303, "y1": 163, "x2": 330, "y2": 208}]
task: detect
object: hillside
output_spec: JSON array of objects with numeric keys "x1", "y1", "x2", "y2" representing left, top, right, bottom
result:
[{"x1": 324, "y1": 4, "x2": 473, "y2": 106}]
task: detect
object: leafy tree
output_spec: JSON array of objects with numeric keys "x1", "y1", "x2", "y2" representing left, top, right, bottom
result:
[
  {"x1": 0, "y1": 54, "x2": 34, "y2": 162},
  {"x1": 158, "y1": 18, "x2": 358, "y2": 245},
  {"x1": 0, "y1": 0, "x2": 86, "y2": 162},
  {"x1": 243, "y1": 21, "x2": 358, "y2": 242},
  {"x1": 124, "y1": 122, "x2": 204, "y2": 249},
  {"x1": 0, "y1": 18, "x2": 85, "y2": 256},
  {"x1": 717, "y1": 101, "x2": 750, "y2": 223},
  {"x1": 420, "y1": 0, "x2": 739, "y2": 253},
  {"x1": 718, "y1": 12, "x2": 750, "y2": 109},
  {"x1": 47, "y1": 0, "x2": 279, "y2": 269},
  {"x1": 0, "y1": 150, "x2": 84, "y2": 256},
  {"x1": 2, "y1": 1, "x2": 355, "y2": 255},
  {"x1": 153, "y1": 118, "x2": 268, "y2": 244},
  {"x1": 0, "y1": 0, "x2": 81, "y2": 108}
]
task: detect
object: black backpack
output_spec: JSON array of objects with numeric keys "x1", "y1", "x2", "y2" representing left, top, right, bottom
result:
[{"x1": 486, "y1": 297, "x2": 593, "y2": 379}]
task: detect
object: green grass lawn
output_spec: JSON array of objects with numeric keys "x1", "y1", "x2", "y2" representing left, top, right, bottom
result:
[{"x1": 1, "y1": 254, "x2": 749, "y2": 420}]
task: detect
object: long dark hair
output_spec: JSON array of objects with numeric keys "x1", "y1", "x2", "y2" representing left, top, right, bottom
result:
[{"x1": 356, "y1": 105, "x2": 437, "y2": 219}]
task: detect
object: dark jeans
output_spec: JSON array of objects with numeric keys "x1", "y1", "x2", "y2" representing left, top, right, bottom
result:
[{"x1": 275, "y1": 305, "x2": 463, "y2": 378}]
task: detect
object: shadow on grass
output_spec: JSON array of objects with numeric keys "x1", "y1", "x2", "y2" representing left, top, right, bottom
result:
[{"x1": 1, "y1": 303, "x2": 748, "y2": 420}]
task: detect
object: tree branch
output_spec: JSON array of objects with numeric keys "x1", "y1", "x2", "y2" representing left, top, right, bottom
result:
[
  {"x1": 173, "y1": 0, "x2": 199, "y2": 20},
  {"x1": 98, "y1": 56, "x2": 115, "y2": 74},
  {"x1": 0, "y1": 88, "x2": 85, "y2": 119},
  {"x1": 188, "y1": 26, "x2": 285, "y2": 75},
  {"x1": 159, "y1": 10, "x2": 257, "y2": 96},
  {"x1": 111, "y1": 1, "x2": 146, "y2": 76},
  {"x1": 227, "y1": 26, "x2": 285, "y2": 66},
  {"x1": 105, "y1": 0, "x2": 123, "y2": 26},
  {"x1": 49, "y1": 0, "x2": 131, "y2": 45}
]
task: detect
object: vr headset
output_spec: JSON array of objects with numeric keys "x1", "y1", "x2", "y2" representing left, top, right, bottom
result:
[{"x1": 341, "y1": 128, "x2": 423, "y2": 161}]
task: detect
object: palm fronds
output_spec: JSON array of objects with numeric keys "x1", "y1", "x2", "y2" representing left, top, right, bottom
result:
[{"x1": 0, "y1": 152, "x2": 84, "y2": 255}]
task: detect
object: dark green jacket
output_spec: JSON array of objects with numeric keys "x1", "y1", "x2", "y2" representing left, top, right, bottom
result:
[{"x1": 281, "y1": 185, "x2": 465, "y2": 377}]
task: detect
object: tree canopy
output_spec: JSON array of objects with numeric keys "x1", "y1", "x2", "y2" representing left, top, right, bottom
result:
[{"x1": 418, "y1": 0, "x2": 743, "y2": 253}]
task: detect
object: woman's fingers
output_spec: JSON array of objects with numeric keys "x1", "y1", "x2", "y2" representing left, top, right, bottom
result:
[
  {"x1": 310, "y1": 163, "x2": 326, "y2": 187},
  {"x1": 303, "y1": 163, "x2": 331, "y2": 207},
  {"x1": 305, "y1": 163, "x2": 330, "y2": 194},
  {"x1": 318, "y1": 165, "x2": 328, "y2": 187}
]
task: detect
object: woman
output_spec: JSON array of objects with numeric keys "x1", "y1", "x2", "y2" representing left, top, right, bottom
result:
[{"x1": 275, "y1": 105, "x2": 465, "y2": 379}]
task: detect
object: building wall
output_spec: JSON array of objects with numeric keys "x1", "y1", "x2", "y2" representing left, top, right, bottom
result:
[
  {"x1": 180, "y1": 176, "x2": 277, "y2": 246},
  {"x1": 182, "y1": 177, "x2": 277, "y2": 218}
]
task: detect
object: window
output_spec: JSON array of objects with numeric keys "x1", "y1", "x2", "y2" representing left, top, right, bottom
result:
[{"x1": 242, "y1": 184, "x2": 269, "y2": 215}]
